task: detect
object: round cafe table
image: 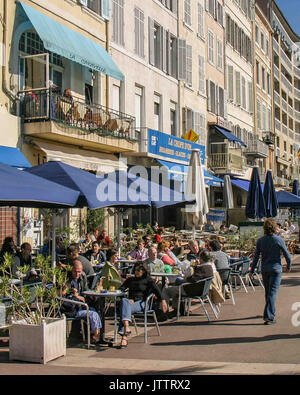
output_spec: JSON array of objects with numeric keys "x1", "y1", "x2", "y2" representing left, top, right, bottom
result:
[{"x1": 83, "y1": 290, "x2": 125, "y2": 344}]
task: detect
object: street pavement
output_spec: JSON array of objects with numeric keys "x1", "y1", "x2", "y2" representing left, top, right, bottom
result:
[{"x1": 0, "y1": 255, "x2": 299, "y2": 375}]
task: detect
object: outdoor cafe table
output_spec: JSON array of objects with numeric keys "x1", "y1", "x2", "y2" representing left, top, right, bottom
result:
[
  {"x1": 83, "y1": 290, "x2": 125, "y2": 344},
  {"x1": 150, "y1": 272, "x2": 183, "y2": 289}
]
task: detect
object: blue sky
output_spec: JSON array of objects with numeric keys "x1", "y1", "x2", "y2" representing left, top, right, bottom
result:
[{"x1": 276, "y1": 0, "x2": 300, "y2": 36}]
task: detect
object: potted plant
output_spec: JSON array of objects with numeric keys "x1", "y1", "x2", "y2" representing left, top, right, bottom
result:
[{"x1": 0, "y1": 253, "x2": 71, "y2": 364}]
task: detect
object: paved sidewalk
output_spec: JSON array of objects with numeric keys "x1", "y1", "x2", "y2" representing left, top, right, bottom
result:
[{"x1": 0, "y1": 255, "x2": 299, "y2": 375}]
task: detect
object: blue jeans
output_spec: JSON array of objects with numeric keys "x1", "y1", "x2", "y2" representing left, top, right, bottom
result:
[
  {"x1": 262, "y1": 271, "x2": 282, "y2": 321},
  {"x1": 76, "y1": 308, "x2": 102, "y2": 332},
  {"x1": 118, "y1": 298, "x2": 146, "y2": 333}
]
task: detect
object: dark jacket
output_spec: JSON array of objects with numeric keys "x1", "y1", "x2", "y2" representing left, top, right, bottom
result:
[
  {"x1": 66, "y1": 271, "x2": 89, "y2": 296},
  {"x1": 184, "y1": 263, "x2": 214, "y2": 296},
  {"x1": 120, "y1": 276, "x2": 163, "y2": 302}
]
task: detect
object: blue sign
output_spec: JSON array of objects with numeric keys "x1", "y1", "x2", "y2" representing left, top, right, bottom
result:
[{"x1": 148, "y1": 129, "x2": 206, "y2": 165}]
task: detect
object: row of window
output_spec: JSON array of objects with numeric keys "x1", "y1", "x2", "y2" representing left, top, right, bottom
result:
[
  {"x1": 256, "y1": 60, "x2": 271, "y2": 95},
  {"x1": 225, "y1": 13, "x2": 252, "y2": 64},
  {"x1": 227, "y1": 65, "x2": 254, "y2": 113},
  {"x1": 255, "y1": 24, "x2": 270, "y2": 58}
]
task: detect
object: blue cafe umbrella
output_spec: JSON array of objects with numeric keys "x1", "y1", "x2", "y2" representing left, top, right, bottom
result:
[
  {"x1": 0, "y1": 162, "x2": 79, "y2": 208},
  {"x1": 263, "y1": 170, "x2": 278, "y2": 218},
  {"x1": 245, "y1": 167, "x2": 266, "y2": 219}
]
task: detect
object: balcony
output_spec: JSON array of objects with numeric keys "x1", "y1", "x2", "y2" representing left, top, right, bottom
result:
[
  {"x1": 294, "y1": 87, "x2": 300, "y2": 101},
  {"x1": 274, "y1": 91, "x2": 281, "y2": 106},
  {"x1": 274, "y1": 64, "x2": 280, "y2": 80},
  {"x1": 262, "y1": 131, "x2": 275, "y2": 146},
  {"x1": 280, "y1": 49, "x2": 292, "y2": 70},
  {"x1": 245, "y1": 138, "x2": 269, "y2": 158},
  {"x1": 281, "y1": 98, "x2": 288, "y2": 111},
  {"x1": 208, "y1": 152, "x2": 243, "y2": 173},
  {"x1": 273, "y1": 38, "x2": 279, "y2": 54},
  {"x1": 288, "y1": 104, "x2": 294, "y2": 117},
  {"x1": 281, "y1": 74, "x2": 293, "y2": 93},
  {"x1": 295, "y1": 110, "x2": 300, "y2": 122},
  {"x1": 282, "y1": 124, "x2": 288, "y2": 135},
  {"x1": 275, "y1": 118, "x2": 281, "y2": 132},
  {"x1": 20, "y1": 89, "x2": 138, "y2": 154}
]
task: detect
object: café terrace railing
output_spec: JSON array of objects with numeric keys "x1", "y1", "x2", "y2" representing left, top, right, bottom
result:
[{"x1": 19, "y1": 88, "x2": 137, "y2": 142}]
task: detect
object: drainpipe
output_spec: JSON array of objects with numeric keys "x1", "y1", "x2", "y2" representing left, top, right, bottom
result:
[
  {"x1": 105, "y1": 19, "x2": 109, "y2": 110},
  {"x1": 2, "y1": 0, "x2": 17, "y2": 102}
]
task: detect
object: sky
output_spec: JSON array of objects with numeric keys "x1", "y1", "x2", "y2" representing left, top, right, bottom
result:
[{"x1": 275, "y1": 0, "x2": 300, "y2": 37}]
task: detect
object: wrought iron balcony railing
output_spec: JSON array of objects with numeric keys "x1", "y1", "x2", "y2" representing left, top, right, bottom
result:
[{"x1": 18, "y1": 88, "x2": 137, "y2": 142}]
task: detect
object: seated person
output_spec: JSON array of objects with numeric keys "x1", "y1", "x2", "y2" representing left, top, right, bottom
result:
[
  {"x1": 101, "y1": 248, "x2": 122, "y2": 290},
  {"x1": 170, "y1": 237, "x2": 184, "y2": 258},
  {"x1": 204, "y1": 220, "x2": 216, "y2": 232},
  {"x1": 153, "y1": 228, "x2": 164, "y2": 243},
  {"x1": 61, "y1": 261, "x2": 101, "y2": 343},
  {"x1": 128, "y1": 239, "x2": 149, "y2": 261},
  {"x1": 161, "y1": 250, "x2": 214, "y2": 315},
  {"x1": 152, "y1": 221, "x2": 159, "y2": 233},
  {"x1": 0, "y1": 237, "x2": 22, "y2": 278},
  {"x1": 84, "y1": 241, "x2": 106, "y2": 266},
  {"x1": 98, "y1": 230, "x2": 112, "y2": 247},
  {"x1": 15, "y1": 242, "x2": 38, "y2": 281},
  {"x1": 142, "y1": 235, "x2": 152, "y2": 249},
  {"x1": 209, "y1": 240, "x2": 230, "y2": 271},
  {"x1": 117, "y1": 262, "x2": 168, "y2": 348},
  {"x1": 186, "y1": 240, "x2": 205, "y2": 262},
  {"x1": 145, "y1": 247, "x2": 165, "y2": 284},
  {"x1": 287, "y1": 221, "x2": 296, "y2": 234},
  {"x1": 59, "y1": 243, "x2": 95, "y2": 277},
  {"x1": 157, "y1": 240, "x2": 177, "y2": 267}
]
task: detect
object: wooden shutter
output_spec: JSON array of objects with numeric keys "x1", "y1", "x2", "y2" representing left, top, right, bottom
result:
[
  {"x1": 235, "y1": 71, "x2": 241, "y2": 105},
  {"x1": 218, "y1": 86, "x2": 224, "y2": 118},
  {"x1": 162, "y1": 28, "x2": 168, "y2": 73},
  {"x1": 101, "y1": 0, "x2": 110, "y2": 20},
  {"x1": 248, "y1": 81, "x2": 253, "y2": 113},
  {"x1": 178, "y1": 39, "x2": 187, "y2": 80},
  {"x1": 149, "y1": 17, "x2": 155, "y2": 66},
  {"x1": 228, "y1": 65, "x2": 234, "y2": 101}
]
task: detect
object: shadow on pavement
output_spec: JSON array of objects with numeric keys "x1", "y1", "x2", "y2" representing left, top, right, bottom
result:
[{"x1": 151, "y1": 333, "x2": 300, "y2": 347}]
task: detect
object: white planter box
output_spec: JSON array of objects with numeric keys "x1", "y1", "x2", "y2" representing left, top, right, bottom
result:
[{"x1": 9, "y1": 316, "x2": 66, "y2": 364}]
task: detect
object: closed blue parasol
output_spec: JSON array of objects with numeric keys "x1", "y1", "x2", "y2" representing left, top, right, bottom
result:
[
  {"x1": 245, "y1": 167, "x2": 266, "y2": 219},
  {"x1": 0, "y1": 162, "x2": 79, "y2": 208},
  {"x1": 263, "y1": 170, "x2": 278, "y2": 218},
  {"x1": 292, "y1": 180, "x2": 299, "y2": 196}
]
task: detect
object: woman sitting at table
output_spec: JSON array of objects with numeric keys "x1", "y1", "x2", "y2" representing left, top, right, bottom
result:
[
  {"x1": 84, "y1": 241, "x2": 106, "y2": 266},
  {"x1": 153, "y1": 227, "x2": 164, "y2": 243},
  {"x1": 117, "y1": 262, "x2": 168, "y2": 348},
  {"x1": 101, "y1": 248, "x2": 122, "y2": 290},
  {"x1": 128, "y1": 239, "x2": 149, "y2": 261},
  {"x1": 157, "y1": 240, "x2": 177, "y2": 267}
]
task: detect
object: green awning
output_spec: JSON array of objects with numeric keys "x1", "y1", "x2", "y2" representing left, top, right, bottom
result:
[{"x1": 17, "y1": 1, "x2": 124, "y2": 81}]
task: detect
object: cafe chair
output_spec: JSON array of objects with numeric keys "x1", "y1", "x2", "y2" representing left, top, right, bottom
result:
[
  {"x1": 57, "y1": 297, "x2": 91, "y2": 349},
  {"x1": 176, "y1": 276, "x2": 216, "y2": 322},
  {"x1": 230, "y1": 257, "x2": 255, "y2": 293},
  {"x1": 217, "y1": 268, "x2": 235, "y2": 305},
  {"x1": 251, "y1": 259, "x2": 264, "y2": 289},
  {"x1": 131, "y1": 293, "x2": 161, "y2": 344}
]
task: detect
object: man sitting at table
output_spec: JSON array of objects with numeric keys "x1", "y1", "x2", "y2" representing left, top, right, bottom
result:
[
  {"x1": 59, "y1": 244, "x2": 94, "y2": 277},
  {"x1": 161, "y1": 249, "x2": 214, "y2": 316},
  {"x1": 186, "y1": 240, "x2": 205, "y2": 262},
  {"x1": 204, "y1": 220, "x2": 216, "y2": 232},
  {"x1": 15, "y1": 242, "x2": 38, "y2": 282},
  {"x1": 209, "y1": 240, "x2": 230, "y2": 271},
  {"x1": 84, "y1": 241, "x2": 106, "y2": 266},
  {"x1": 145, "y1": 247, "x2": 165, "y2": 284},
  {"x1": 61, "y1": 260, "x2": 102, "y2": 343}
]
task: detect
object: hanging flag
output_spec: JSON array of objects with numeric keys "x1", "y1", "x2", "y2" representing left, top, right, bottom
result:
[{"x1": 183, "y1": 129, "x2": 199, "y2": 143}]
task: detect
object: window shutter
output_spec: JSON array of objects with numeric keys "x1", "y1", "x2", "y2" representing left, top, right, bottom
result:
[
  {"x1": 162, "y1": 28, "x2": 168, "y2": 73},
  {"x1": 248, "y1": 81, "x2": 253, "y2": 113},
  {"x1": 210, "y1": 81, "x2": 216, "y2": 114},
  {"x1": 149, "y1": 17, "x2": 155, "y2": 66},
  {"x1": 235, "y1": 71, "x2": 241, "y2": 105},
  {"x1": 215, "y1": 84, "x2": 219, "y2": 115},
  {"x1": 207, "y1": 80, "x2": 211, "y2": 111},
  {"x1": 218, "y1": 86, "x2": 224, "y2": 118},
  {"x1": 228, "y1": 65, "x2": 234, "y2": 101},
  {"x1": 186, "y1": 44, "x2": 193, "y2": 86},
  {"x1": 241, "y1": 76, "x2": 246, "y2": 109},
  {"x1": 224, "y1": 90, "x2": 228, "y2": 119},
  {"x1": 198, "y1": 1, "x2": 205, "y2": 38},
  {"x1": 178, "y1": 38, "x2": 187, "y2": 80},
  {"x1": 101, "y1": 0, "x2": 110, "y2": 20},
  {"x1": 198, "y1": 55, "x2": 205, "y2": 94},
  {"x1": 172, "y1": 0, "x2": 178, "y2": 14},
  {"x1": 257, "y1": 100, "x2": 261, "y2": 130}
]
